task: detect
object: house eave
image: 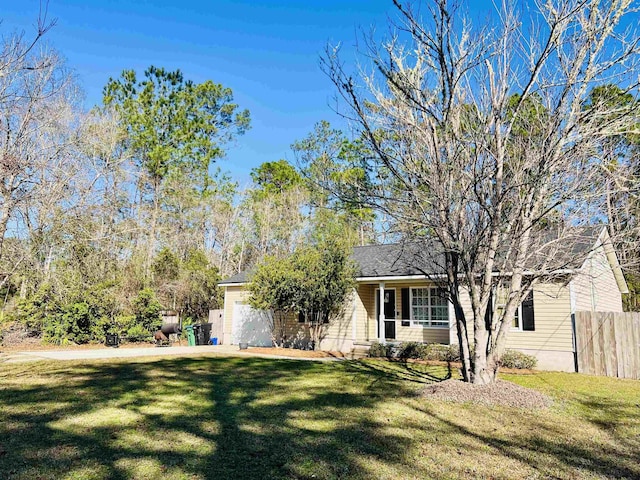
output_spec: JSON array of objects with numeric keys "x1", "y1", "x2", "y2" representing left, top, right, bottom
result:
[
  {"x1": 355, "y1": 270, "x2": 577, "y2": 283},
  {"x1": 355, "y1": 274, "x2": 438, "y2": 282}
]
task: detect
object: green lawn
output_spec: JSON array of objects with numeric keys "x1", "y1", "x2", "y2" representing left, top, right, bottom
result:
[{"x1": 1, "y1": 356, "x2": 639, "y2": 480}]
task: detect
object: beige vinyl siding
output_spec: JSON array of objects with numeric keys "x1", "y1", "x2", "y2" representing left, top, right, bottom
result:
[
  {"x1": 359, "y1": 282, "x2": 450, "y2": 344},
  {"x1": 356, "y1": 284, "x2": 375, "y2": 342},
  {"x1": 224, "y1": 277, "x2": 580, "y2": 355},
  {"x1": 573, "y1": 242, "x2": 624, "y2": 312},
  {"x1": 223, "y1": 285, "x2": 356, "y2": 349},
  {"x1": 443, "y1": 283, "x2": 573, "y2": 353},
  {"x1": 505, "y1": 283, "x2": 574, "y2": 352},
  {"x1": 448, "y1": 288, "x2": 474, "y2": 345},
  {"x1": 222, "y1": 286, "x2": 249, "y2": 342},
  {"x1": 316, "y1": 289, "x2": 356, "y2": 351},
  {"x1": 224, "y1": 286, "x2": 310, "y2": 345}
]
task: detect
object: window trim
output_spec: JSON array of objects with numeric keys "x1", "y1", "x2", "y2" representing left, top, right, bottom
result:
[
  {"x1": 494, "y1": 295, "x2": 526, "y2": 332},
  {"x1": 510, "y1": 303, "x2": 523, "y2": 332},
  {"x1": 492, "y1": 297, "x2": 523, "y2": 332},
  {"x1": 409, "y1": 287, "x2": 450, "y2": 329},
  {"x1": 487, "y1": 289, "x2": 535, "y2": 332}
]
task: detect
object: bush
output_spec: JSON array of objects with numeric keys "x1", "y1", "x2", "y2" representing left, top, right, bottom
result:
[
  {"x1": 368, "y1": 341, "x2": 393, "y2": 358},
  {"x1": 10, "y1": 284, "x2": 59, "y2": 334},
  {"x1": 132, "y1": 288, "x2": 162, "y2": 334},
  {"x1": 396, "y1": 341, "x2": 428, "y2": 360},
  {"x1": 42, "y1": 302, "x2": 94, "y2": 345},
  {"x1": 369, "y1": 342, "x2": 460, "y2": 361},
  {"x1": 420, "y1": 343, "x2": 461, "y2": 362},
  {"x1": 367, "y1": 342, "x2": 535, "y2": 369},
  {"x1": 499, "y1": 349, "x2": 538, "y2": 369},
  {"x1": 9, "y1": 281, "x2": 123, "y2": 345},
  {"x1": 125, "y1": 324, "x2": 151, "y2": 343}
]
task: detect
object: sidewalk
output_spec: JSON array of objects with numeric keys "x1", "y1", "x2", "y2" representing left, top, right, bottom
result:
[{"x1": 1, "y1": 344, "x2": 344, "y2": 364}]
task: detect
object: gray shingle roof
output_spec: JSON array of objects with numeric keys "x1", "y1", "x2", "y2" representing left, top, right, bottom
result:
[
  {"x1": 351, "y1": 242, "x2": 446, "y2": 278},
  {"x1": 218, "y1": 226, "x2": 607, "y2": 285},
  {"x1": 218, "y1": 242, "x2": 447, "y2": 285},
  {"x1": 219, "y1": 270, "x2": 250, "y2": 285}
]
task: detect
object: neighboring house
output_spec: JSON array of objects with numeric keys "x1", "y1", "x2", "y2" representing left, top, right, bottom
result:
[{"x1": 219, "y1": 227, "x2": 628, "y2": 372}]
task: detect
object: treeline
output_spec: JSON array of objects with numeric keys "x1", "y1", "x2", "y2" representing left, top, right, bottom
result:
[
  {"x1": 2, "y1": 12, "x2": 640, "y2": 346},
  {"x1": 0, "y1": 25, "x2": 378, "y2": 344}
]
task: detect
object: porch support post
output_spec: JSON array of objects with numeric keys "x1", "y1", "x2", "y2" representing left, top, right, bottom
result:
[
  {"x1": 351, "y1": 288, "x2": 358, "y2": 342},
  {"x1": 378, "y1": 282, "x2": 385, "y2": 344}
]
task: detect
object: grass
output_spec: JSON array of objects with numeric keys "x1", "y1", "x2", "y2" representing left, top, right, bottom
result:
[{"x1": 0, "y1": 356, "x2": 639, "y2": 480}]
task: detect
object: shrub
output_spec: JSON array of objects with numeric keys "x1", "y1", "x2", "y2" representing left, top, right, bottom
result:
[
  {"x1": 369, "y1": 342, "x2": 460, "y2": 361},
  {"x1": 499, "y1": 349, "x2": 538, "y2": 369},
  {"x1": 368, "y1": 341, "x2": 393, "y2": 358},
  {"x1": 126, "y1": 324, "x2": 151, "y2": 342},
  {"x1": 396, "y1": 341, "x2": 428, "y2": 360},
  {"x1": 42, "y1": 302, "x2": 94, "y2": 345},
  {"x1": 89, "y1": 315, "x2": 119, "y2": 340},
  {"x1": 414, "y1": 343, "x2": 460, "y2": 362},
  {"x1": 132, "y1": 288, "x2": 162, "y2": 334},
  {"x1": 10, "y1": 284, "x2": 59, "y2": 334},
  {"x1": 367, "y1": 342, "x2": 536, "y2": 368}
]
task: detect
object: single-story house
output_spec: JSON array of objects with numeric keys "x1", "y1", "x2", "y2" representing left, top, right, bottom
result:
[{"x1": 219, "y1": 227, "x2": 628, "y2": 372}]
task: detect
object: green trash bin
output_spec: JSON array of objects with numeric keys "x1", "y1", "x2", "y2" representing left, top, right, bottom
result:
[{"x1": 185, "y1": 325, "x2": 196, "y2": 346}]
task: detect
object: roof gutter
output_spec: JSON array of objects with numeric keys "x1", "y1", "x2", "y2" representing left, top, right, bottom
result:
[
  {"x1": 218, "y1": 282, "x2": 247, "y2": 287},
  {"x1": 356, "y1": 269, "x2": 577, "y2": 283},
  {"x1": 355, "y1": 274, "x2": 444, "y2": 282},
  {"x1": 222, "y1": 269, "x2": 579, "y2": 287}
]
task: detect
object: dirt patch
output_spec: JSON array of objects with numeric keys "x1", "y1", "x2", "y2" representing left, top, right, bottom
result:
[
  {"x1": 246, "y1": 347, "x2": 347, "y2": 359},
  {"x1": 422, "y1": 378, "x2": 552, "y2": 409},
  {"x1": 0, "y1": 323, "x2": 41, "y2": 349}
]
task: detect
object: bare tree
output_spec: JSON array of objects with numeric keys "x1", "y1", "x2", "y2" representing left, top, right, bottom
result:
[
  {"x1": 324, "y1": 0, "x2": 640, "y2": 384},
  {"x1": 0, "y1": 28, "x2": 79, "y2": 275}
]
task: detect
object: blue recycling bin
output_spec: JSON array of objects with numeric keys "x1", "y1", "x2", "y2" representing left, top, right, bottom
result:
[{"x1": 211, "y1": 337, "x2": 218, "y2": 345}]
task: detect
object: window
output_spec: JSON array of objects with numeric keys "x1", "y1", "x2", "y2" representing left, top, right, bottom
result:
[
  {"x1": 512, "y1": 303, "x2": 522, "y2": 330},
  {"x1": 410, "y1": 288, "x2": 449, "y2": 328},
  {"x1": 499, "y1": 290, "x2": 534, "y2": 331},
  {"x1": 521, "y1": 290, "x2": 535, "y2": 331}
]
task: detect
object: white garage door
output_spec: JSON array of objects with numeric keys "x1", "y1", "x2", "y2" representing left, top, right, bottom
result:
[{"x1": 231, "y1": 302, "x2": 273, "y2": 347}]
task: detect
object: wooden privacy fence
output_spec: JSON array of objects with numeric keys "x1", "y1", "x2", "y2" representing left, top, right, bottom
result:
[
  {"x1": 574, "y1": 311, "x2": 640, "y2": 379},
  {"x1": 208, "y1": 309, "x2": 224, "y2": 344}
]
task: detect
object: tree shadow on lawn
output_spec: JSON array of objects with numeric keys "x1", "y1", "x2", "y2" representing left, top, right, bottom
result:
[
  {"x1": 0, "y1": 357, "x2": 423, "y2": 480},
  {"x1": 6, "y1": 357, "x2": 637, "y2": 479},
  {"x1": 343, "y1": 358, "x2": 453, "y2": 386},
  {"x1": 412, "y1": 391, "x2": 640, "y2": 479}
]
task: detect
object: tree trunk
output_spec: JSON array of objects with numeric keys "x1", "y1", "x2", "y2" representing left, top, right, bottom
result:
[
  {"x1": 0, "y1": 198, "x2": 15, "y2": 262},
  {"x1": 453, "y1": 302, "x2": 472, "y2": 382},
  {"x1": 145, "y1": 177, "x2": 161, "y2": 282},
  {"x1": 471, "y1": 327, "x2": 495, "y2": 385},
  {"x1": 472, "y1": 353, "x2": 499, "y2": 384}
]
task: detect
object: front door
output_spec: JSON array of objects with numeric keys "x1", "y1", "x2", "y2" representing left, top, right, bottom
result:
[{"x1": 376, "y1": 289, "x2": 396, "y2": 340}]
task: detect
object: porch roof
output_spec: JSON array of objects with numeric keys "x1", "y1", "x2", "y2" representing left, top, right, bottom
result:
[{"x1": 352, "y1": 243, "x2": 442, "y2": 279}]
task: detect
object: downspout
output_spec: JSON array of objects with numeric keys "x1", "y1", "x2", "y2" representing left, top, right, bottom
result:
[{"x1": 569, "y1": 280, "x2": 578, "y2": 373}]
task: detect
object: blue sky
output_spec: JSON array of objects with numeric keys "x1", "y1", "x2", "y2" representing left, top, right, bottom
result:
[
  {"x1": 5, "y1": 2, "x2": 634, "y2": 184},
  {"x1": 1, "y1": 0, "x2": 404, "y2": 183}
]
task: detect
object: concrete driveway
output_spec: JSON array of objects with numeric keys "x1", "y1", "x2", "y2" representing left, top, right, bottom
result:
[{"x1": 1, "y1": 345, "x2": 342, "y2": 364}]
